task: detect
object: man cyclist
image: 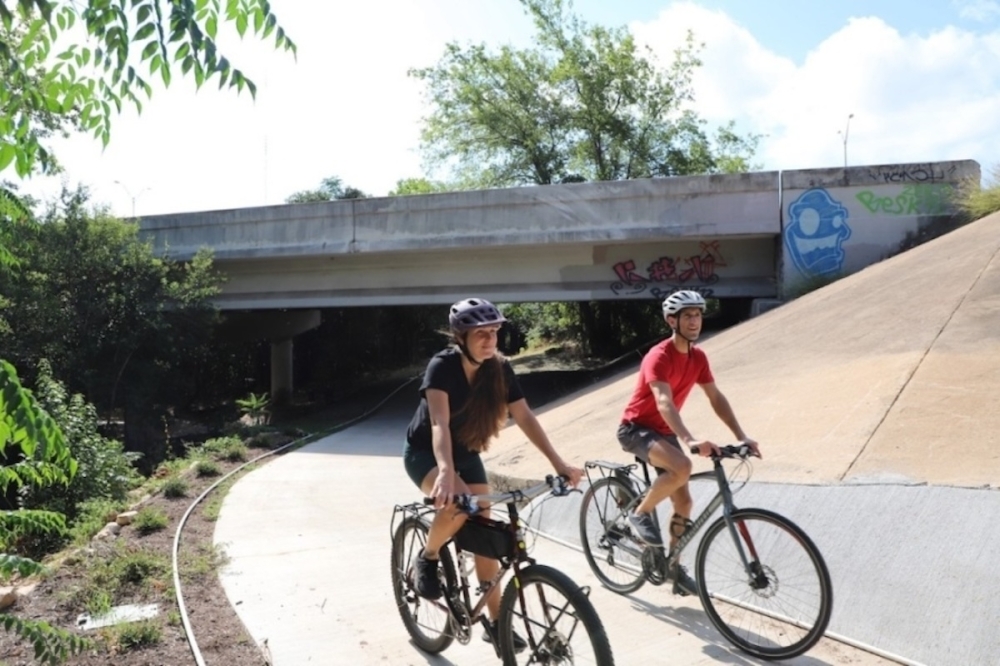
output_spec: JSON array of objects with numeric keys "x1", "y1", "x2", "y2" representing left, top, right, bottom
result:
[{"x1": 617, "y1": 290, "x2": 760, "y2": 596}]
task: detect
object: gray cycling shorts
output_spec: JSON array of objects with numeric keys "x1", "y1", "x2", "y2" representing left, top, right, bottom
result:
[{"x1": 617, "y1": 422, "x2": 680, "y2": 466}]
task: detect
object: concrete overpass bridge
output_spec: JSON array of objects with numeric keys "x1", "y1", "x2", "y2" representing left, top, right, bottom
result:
[{"x1": 137, "y1": 159, "x2": 978, "y2": 399}]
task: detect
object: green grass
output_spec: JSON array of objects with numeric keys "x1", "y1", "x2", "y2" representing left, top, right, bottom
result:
[
  {"x1": 70, "y1": 498, "x2": 130, "y2": 545},
  {"x1": 133, "y1": 507, "x2": 169, "y2": 536},
  {"x1": 195, "y1": 460, "x2": 221, "y2": 477},
  {"x1": 107, "y1": 619, "x2": 162, "y2": 650},
  {"x1": 160, "y1": 477, "x2": 188, "y2": 499},
  {"x1": 69, "y1": 545, "x2": 170, "y2": 615}
]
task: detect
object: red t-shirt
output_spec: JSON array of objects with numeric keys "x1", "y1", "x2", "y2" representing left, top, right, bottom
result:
[{"x1": 620, "y1": 339, "x2": 714, "y2": 435}]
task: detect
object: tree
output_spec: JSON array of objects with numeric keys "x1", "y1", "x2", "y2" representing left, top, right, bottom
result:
[
  {"x1": 410, "y1": 0, "x2": 760, "y2": 188},
  {"x1": 388, "y1": 177, "x2": 451, "y2": 196},
  {"x1": 0, "y1": 185, "x2": 223, "y2": 469},
  {"x1": 0, "y1": 0, "x2": 296, "y2": 177},
  {"x1": 286, "y1": 175, "x2": 368, "y2": 203},
  {"x1": 1, "y1": 359, "x2": 89, "y2": 664}
]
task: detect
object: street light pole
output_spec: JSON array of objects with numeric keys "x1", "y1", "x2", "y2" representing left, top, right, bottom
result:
[
  {"x1": 838, "y1": 113, "x2": 854, "y2": 169},
  {"x1": 113, "y1": 180, "x2": 151, "y2": 216}
]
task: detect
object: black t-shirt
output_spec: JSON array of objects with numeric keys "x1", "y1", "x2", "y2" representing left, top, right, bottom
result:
[{"x1": 406, "y1": 348, "x2": 525, "y2": 463}]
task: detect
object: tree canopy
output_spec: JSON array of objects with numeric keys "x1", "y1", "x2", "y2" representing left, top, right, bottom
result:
[
  {"x1": 286, "y1": 175, "x2": 368, "y2": 203},
  {"x1": 410, "y1": 0, "x2": 759, "y2": 188},
  {"x1": 0, "y1": 0, "x2": 296, "y2": 177}
]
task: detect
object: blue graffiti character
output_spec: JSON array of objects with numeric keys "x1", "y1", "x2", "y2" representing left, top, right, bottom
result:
[{"x1": 784, "y1": 188, "x2": 851, "y2": 277}]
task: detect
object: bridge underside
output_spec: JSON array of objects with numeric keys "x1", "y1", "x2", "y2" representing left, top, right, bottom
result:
[{"x1": 212, "y1": 237, "x2": 778, "y2": 310}]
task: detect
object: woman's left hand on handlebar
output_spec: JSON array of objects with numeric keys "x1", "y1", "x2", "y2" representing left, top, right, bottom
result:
[{"x1": 742, "y1": 438, "x2": 762, "y2": 459}]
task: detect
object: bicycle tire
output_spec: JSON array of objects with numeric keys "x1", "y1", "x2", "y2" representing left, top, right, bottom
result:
[
  {"x1": 579, "y1": 476, "x2": 646, "y2": 594},
  {"x1": 499, "y1": 563, "x2": 615, "y2": 666},
  {"x1": 390, "y1": 516, "x2": 456, "y2": 654},
  {"x1": 695, "y1": 507, "x2": 833, "y2": 660}
]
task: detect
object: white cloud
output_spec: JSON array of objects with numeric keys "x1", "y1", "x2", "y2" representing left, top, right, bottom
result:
[
  {"x1": 632, "y1": 3, "x2": 1000, "y2": 176},
  {"x1": 954, "y1": 0, "x2": 1000, "y2": 22}
]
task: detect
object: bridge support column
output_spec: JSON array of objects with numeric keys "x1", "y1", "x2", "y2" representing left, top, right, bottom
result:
[
  {"x1": 271, "y1": 338, "x2": 294, "y2": 406},
  {"x1": 218, "y1": 309, "x2": 321, "y2": 406}
]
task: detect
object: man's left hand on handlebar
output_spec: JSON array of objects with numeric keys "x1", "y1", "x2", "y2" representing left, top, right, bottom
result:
[
  {"x1": 555, "y1": 461, "x2": 584, "y2": 488},
  {"x1": 690, "y1": 440, "x2": 722, "y2": 457},
  {"x1": 740, "y1": 438, "x2": 762, "y2": 459}
]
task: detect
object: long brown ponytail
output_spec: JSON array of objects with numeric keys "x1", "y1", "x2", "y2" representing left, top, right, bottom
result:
[{"x1": 454, "y1": 353, "x2": 509, "y2": 453}]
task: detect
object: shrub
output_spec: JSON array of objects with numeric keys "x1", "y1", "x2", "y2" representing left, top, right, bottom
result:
[
  {"x1": 160, "y1": 478, "x2": 188, "y2": 499},
  {"x1": 133, "y1": 507, "x2": 169, "y2": 536},
  {"x1": 109, "y1": 620, "x2": 162, "y2": 650},
  {"x1": 21, "y1": 360, "x2": 142, "y2": 521},
  {"x1": 955, "y1": 163, "x2": 1000, "y2": 220},
  {"x1": 195, "y1": 460, "x2": 221, "y2": 477}
]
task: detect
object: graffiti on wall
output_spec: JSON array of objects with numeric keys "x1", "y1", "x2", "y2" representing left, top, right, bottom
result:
[
  {"x1": 864, "y1": 163, "x2": 958, "y2": 184},
  {"x1": 610, "y1": 240, "x2": 725, "y2": 299},
  {"x1": 855, "y1": 183, "x2": 954, "y2": 216},
  {"x1": 784, "y1": 188, "x2": 851, "y2": 278}
]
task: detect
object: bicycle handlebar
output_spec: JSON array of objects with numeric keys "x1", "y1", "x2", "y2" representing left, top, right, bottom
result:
[
  {"x1": 422, "y1": 474, "x2": 572, "y2": 514},
  {"x1": 689, "y1": 443, "x2": 757, "y2": 460}
]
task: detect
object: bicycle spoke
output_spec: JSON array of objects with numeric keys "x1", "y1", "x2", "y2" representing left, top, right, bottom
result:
[
  {"x1": 501, "y1": 565, "x2": 614, "y2": 665},
  {"x1": 697, "y1": 509, "x2": 832, "y2": 660}
]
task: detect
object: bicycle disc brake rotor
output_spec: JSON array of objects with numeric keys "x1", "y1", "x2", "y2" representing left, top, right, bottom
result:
[
  {"x1": 749, "y1": 563, "x2": 779, "y2": 599},
  {"x1": 642, "y1": 548, "x2": 668, "y2": 585},
  {"x1": 536, "y1": 629, "x2": 573, "y2": 665}
]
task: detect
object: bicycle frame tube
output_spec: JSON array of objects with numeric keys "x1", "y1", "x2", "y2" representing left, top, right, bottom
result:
[
  {"x1": 667, "y1": 461, "x2": 740, "y2": 565},
  {"x1": 712, "y1": 460, "x2": 758, "y2": 574},
  {"x1": 451, "y1": 500, "x2": 527, "y2": 624}
]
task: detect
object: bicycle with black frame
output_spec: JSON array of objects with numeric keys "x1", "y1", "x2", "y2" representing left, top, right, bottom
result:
[
  {"x1": 391, "y1": 474, "x2": 615, "y2": 665},
  {"x1": 578, "y1": 444, "x2": 833, "y2": 661}
]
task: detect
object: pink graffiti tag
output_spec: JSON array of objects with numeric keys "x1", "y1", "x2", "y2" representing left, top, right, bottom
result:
[
  {"x1": 647, "y1": 257, "x2": 678, "y2": 281},
  {"x1": 610, "y1": 242, "x2": 727, "y2": 296},
  {"x1": 612, "y1": 259, "x2": 646, "y2": 285}
]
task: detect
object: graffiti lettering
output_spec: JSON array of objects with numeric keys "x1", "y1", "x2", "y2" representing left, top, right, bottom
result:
[
  {"x1": 610, "y1": 241, "x2": 726, "y2": 298},
  {"x1": 650, "y1": 285, "x2": 714, "y2": 300},
  {"x1": 865, "y1": 163, "x2": 957, "y2": 185},
  {"x1": 856, "y1": 184, "x2": 954, "y2": 216}
]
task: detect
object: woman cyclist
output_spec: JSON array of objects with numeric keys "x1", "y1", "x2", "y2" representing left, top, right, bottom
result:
[{"x1": 403, "y1": 297, "x2": 583, "y2": 648}]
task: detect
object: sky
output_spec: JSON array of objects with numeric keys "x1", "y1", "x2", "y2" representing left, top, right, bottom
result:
[{"x1": 12, "y1": 0, "x2": 1000, "y2": 218}]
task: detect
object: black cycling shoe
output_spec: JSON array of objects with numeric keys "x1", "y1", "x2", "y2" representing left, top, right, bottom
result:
[
  {"x1": 414, "y1": 552, "x2": 442, "y2": 600},
  {"x1": 482, "y1": 619, "x2": 528, "y2": 653},
  {"x1": 671, "y1": 562, "x2": 698, "y2": 597}
]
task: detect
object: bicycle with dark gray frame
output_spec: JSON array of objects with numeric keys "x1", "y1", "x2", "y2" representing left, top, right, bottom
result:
[
  {"x1": 579, "y1": 444, "x2": 833, "y2": 660},
  {"x1": 391, "y1": 474, "x2": 615, "y2": 665}
]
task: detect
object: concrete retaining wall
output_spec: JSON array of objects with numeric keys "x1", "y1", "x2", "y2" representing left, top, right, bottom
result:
[{"x1": 780, "y1": 160, "x2": 980, "y2": 297}]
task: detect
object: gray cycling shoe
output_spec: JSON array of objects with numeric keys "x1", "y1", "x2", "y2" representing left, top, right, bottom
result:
[
  {"x1": 671, "y1": 562, "x2": 698, "y2": 597},
  {"x1": 627, "y1": 512, "x2": 663, "y2": 546}
]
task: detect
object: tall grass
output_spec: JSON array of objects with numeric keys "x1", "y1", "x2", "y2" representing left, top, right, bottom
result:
[{"x1": 956, "y1": 163, "x2": 1000, "y2": 220}]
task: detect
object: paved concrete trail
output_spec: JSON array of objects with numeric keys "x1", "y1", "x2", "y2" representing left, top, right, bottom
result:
[{"x1": 216, "y1": 212, "x2": 1000, "y2": 665}]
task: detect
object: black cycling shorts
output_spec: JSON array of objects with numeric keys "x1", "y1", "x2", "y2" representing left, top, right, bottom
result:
[{"x1": 403, "y1": 444, "x2": 488, "y2": 489}]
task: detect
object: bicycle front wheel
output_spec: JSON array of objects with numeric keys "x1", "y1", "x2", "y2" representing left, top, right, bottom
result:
[
  {"x1": 390, "y1": 516, "x2": 455, "y2": 654},
  {"x1": 499, "y1": 564, "x2": 614, "y2": 666},
  {"x1": 696, "y1": 508, "x2": 833, "y2": 660},
  {"x1": 578, "y1": 477, "x2": 646, "y2": 594}
]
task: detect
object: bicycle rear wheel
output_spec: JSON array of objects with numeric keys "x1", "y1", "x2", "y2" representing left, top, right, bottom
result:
[
  {"x1": 579, "y1": 476, "x2": 646, "y2": 594},
  {"x1": 390, "y1": 516, "x2": 456, "y2": 654},
  {"x1": 499, "y1": 564, "x2": 615, "y2": 666},
  {"x1": 696, "y1": 508, "x2": 833, "y2": 660}
]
